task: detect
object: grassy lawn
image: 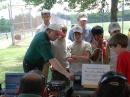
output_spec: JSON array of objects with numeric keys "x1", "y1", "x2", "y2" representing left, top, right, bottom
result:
[{"x1": 0, "y1": 46, "x2": 27, "y2": 84}]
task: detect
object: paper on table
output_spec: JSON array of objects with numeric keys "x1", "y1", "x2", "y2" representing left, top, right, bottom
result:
[{"x1": 82, "y1": 64, "x2": 110, "y2": 88}]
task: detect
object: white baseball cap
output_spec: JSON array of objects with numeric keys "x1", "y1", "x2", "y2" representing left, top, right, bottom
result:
[
  {"x1": 72, "y1": 26, "x2": 83, "y2": 33},
  {"x1": 108, "y1": 22, "x2": 121, "y2": 33},
  {"x1": 47, "y1": 24, "x2": 64, "y2": 36},
  {"x1": 48, "y1": 24, "x2": 61, "y2": 32},
  {"x1": 41, "y1": 9, "x2": 50, "y2": 14},
  {"x1": 79, "y1": 17, "x2": 88, "y2": 21}
]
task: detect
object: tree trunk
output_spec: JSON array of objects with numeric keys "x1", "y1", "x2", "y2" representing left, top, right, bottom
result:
[{"x1": 111, "y1": 0, "x2": 119, "y2": 22}]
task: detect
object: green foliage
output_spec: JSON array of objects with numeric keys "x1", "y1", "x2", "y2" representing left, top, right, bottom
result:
[
  {"x1": 88, "y1": 12, "x2": 110, "y2": 23},
  {"x1": 118, "y1": 10, "x2": 130, "y2": 21},
  {"x1": 68, "y1": 10, "x2": 130, "y2": 23},
  {"x1": 24, "y1": 0, "x2": 97, "y2": 10},
  {"x1": 0, "y1": 18, "x2": 11, "y2": 33},
  {"x1": 24, "y1": 0, "x2": 44, "y2": 5},
  {"x1": 42, "y1": 0, "x2": 56, "y2": 10},
  {"x1": 63, "y1": 0, "x2": 97, "y2": 11},
  {"x1": 24, "y1": 0, "x2": 56, "y2": 10},
  {"x1": 23, "y1": 0, "x2": 119, "y2": 21}
]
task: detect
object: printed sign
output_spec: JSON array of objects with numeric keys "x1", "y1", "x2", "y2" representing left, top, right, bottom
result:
[{"x1": 82, "y1": 64, "x2": 110, "y2": 88}]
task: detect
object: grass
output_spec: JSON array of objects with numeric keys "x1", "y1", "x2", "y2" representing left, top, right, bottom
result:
[{"x1": 0, "y1": 46, "x2": 27, "y2": 84}]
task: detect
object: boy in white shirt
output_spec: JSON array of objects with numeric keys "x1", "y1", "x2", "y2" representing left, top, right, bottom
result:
[{"x1": 67, "y1": 26, "x2": 92, "y2": 74}]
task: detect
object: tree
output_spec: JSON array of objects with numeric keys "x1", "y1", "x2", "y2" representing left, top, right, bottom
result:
[
  {"x1": 24, "y1": 0, "x2": 57, "y2": 10},
  {"x1": 0, "y1": 17, "x2": 11, "y2": 33},
  {"x1": 111, "y1": 0, "x2": 119, "y2": 22},
  {"x1": 24, "y1": 0, "x2": 98, "y2": 10},
  {"x1": 65, "y1": 0, "x2": 97, "y2": 11},
  {"x1": 24, "y1": 0, "x2": 118, "y2": 22}
]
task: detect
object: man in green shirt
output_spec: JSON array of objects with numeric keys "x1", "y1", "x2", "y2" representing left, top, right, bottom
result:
[{"x1": 23, "y1": 24, "x2": 74, "y2": 80}]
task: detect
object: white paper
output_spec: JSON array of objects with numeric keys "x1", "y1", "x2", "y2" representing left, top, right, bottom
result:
[{"x1": 82, "y1": 64, "x2": 110, "y2": 88}]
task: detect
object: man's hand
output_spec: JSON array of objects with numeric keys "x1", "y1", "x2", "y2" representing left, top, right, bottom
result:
[
  {"x1": 67, "y1": 55, "x2": 78, "y2": 63},
  {"x1": 49, "y1": 58, "x2": 74, "y2": 80},
  {"x1": 67, "y1": 57, "x2": 75, "y2": 63},
  {"x1": 71, "y1": 55, "x2": 78, "y2": 60},
  {"x1": 66, "y1": 72, "x2": 75, "y2": 80}
]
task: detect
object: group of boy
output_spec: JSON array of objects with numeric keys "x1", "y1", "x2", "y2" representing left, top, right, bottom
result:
[{"x1": 23, "y1": 9, "x2": 130, "y2": 85}]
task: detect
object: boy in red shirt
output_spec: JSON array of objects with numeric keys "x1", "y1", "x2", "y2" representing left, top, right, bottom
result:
[{"x1": 109, "y1": 33, "x2": 130, "y2": 84}]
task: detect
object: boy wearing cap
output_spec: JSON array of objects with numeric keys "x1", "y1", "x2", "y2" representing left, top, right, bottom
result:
[
  {"x1": 91, "y1": 25, "x2": 109, "y2": 64},
  {"x1": 68, "y1": 13, "x2": 92, "y2": 43},
  {"x1": 107, "y1": 22, "x2": 130, "y2": 71},
  {"x1": 36, "y1": 9, "x2": 51, "y2": 32},
  {"x1": 23, "y1": 24, "x2": 74, "y2": 80},
  {"x1": 108, "y1": 22, "x2": 121, "y2": 71},
  {"x1": 67, "y1": 26, "x2": 92, "y2": 74},
  {"x1": 109, "y1": 33, "x2": 130, "y2": 84},
  {"x1": 108, "y1": 22, "x2": 121, "y2": 36}
]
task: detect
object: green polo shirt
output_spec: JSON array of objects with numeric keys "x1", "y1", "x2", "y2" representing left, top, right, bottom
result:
[
  {"x1": 18, "y1": 93, "x2": 42, "y2": 97},
  {"x1": 24, "y1": 32, "x2": 54, "y2": 66}
]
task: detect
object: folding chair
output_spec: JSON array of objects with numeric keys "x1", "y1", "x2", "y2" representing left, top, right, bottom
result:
[{"x1": 5, "y1": 73, "x2": 24, "y2": 97}]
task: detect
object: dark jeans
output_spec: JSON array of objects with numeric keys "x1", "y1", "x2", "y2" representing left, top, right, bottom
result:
[{"x1": 23, "y1": 59, "x2": 43, "y2": 72}]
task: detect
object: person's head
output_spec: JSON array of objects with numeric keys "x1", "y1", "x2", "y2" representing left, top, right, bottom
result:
[
  {"x1": 19, "y1": 71, "x2": 43, "y2": 95},
  {"x1": 77, "y1": 13, "x2": 88, "y2": 28},
  {"x1": 95, "y1": 71, "x2": 129, "y2": 97},
  {"x1": 29, "y1": 70, "x2": 46, "y2": 97},
  {"x1": 58, "y1": 25, "x2": 67, "y2": 39},
  {"x1": 72, "y1": 25, "x2": 83, "y2": 42},
  {"x1": 30, "y1": 70, "x2": 46, "y2": 85},
  {"x1": 41, "y1": 9, "x2": 51, "y2": 25},
  {"x1": 91, "y1": 25, "x2": 104, "y2": 41},
  {"x1": 108, "y1": 22, "x2": 121, "y2": 36},
  {"x1": 47, "y1": 24, "x2": 63, "y2": 41},
  {"x1": 108, "y1": 33, "x2": 128, "y2": 54}
]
